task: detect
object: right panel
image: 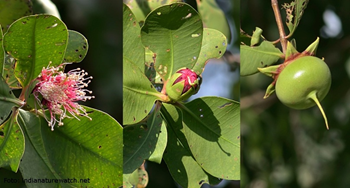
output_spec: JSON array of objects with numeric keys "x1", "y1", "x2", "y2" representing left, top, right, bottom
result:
[{"x1": 241, "y1": 0, "x2": 350, "y2": 187}]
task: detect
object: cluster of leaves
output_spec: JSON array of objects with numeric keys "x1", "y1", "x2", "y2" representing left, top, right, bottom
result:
[
  {"x1": 123, "y1": 0, "x2": 239, "y2": 187},
  {"x1": 0, "y1": 0, "x2": 122, "y2": 187}
]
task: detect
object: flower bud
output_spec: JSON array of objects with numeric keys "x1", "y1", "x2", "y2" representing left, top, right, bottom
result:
[{"x1": 166, "y1": 67, "x2": 201, "y2": 102}]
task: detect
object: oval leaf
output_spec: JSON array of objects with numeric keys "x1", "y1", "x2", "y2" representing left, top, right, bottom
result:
[
  {"x1": 3, "y1": 14, "x2": 68, "y2": 87},
  {"x1": 63, "y1": 30, "x2": 88, "y2": 63},
  {"x1": 141, "y1": 2, "x2": 203, "y2": 81},
  {"x1": 192, "y1": 28, "x2": 227, "y2": 75}
]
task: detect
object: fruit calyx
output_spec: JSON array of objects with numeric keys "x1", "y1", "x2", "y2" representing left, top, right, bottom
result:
[{"x1": 258, "y1": 37, "x2": 320, "y2": 98}]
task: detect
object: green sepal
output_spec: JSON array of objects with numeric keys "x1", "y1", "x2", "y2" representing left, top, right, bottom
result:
[
  {"x1": 304, "y1": 37, "x2": 319, "y2": 56},
  {"x1": 290, "y1": 38, "x2": 297, "y2": 49},
  {"x1": 285, "y1": 40, "x2": 299, "y2": 60},
  {"x1": 264, "y1": 82, "x2": 276, "y2": 99},
  {"x1": 257, "y1": 65, "x2": 280, "y2": 78}
]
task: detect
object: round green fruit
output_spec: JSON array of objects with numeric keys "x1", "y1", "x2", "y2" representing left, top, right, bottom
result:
[
  {"x1": 276, "y1": 56, "x2": 331, "y2": 109},
  {"x1": 275, "y1": 55, "x2": 331, "y2": 129}
]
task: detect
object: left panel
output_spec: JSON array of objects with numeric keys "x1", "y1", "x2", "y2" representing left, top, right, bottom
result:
[{"x1": 0, "y1": 0, "x2": 123, "y2": 187}]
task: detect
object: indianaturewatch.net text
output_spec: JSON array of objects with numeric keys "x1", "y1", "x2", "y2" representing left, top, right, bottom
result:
[{"x1": 3, "y1": 177, "x2": 90, "y2": 184}]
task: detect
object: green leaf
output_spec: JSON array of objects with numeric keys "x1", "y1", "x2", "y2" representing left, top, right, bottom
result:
[
  {"x1": 18, "y1": 107, "x2": 123, "y2": 187},
  {"x1": 123, "y1": 3, "x2": 145, "y2": 72},
  {"x1": 197, "y1": 0, "x2": 231, "y2": 42},
  {"x1": 63, "y1": 30, "x2": 88, "y2": 63},
  {"x1": 123, "y1": 59, "x2": 162, "y2": 125},
  {"x1": 3, "y1": 14, "x2": 68, "y2": 87},
  {"x1": 124, "y1": 0, "x2": 182, "y2": 22},
  {"x1": 141, "y1": 2, "x2": 203, "y2": 81},
  {"x1": 241, "y1": 41, "x2": 283, "y2": 76},
  {"x1": 181, "y1": 97, "x2": 240, "y2": 180},
  {"x1": 123, "y1": 104, "x2": 164, "y2": 173},
  {"x1": 192, "y1": 28, "x2": 227, "y2": 75},
  {"x1": 0, "y1": 109, "x2": 25, "y2": 172},
  {"x1": 161, "y1": 103, "x2": 221, "y2": 188},
  {"x1": 147, "y1": 120, "x2": 167, "y2": 164},
  {"x1": 18, "y1": 109, "x2": 65, "y2": 187},
  {"x1": 0, "y1": 76, "x2": 20, "y2": 125},
  {"x1": 0, "y1": 0, "x2": 33, "y2": 32},
  {"x1": 283, "y1": 0, "x2": 309, "y2": 36}
]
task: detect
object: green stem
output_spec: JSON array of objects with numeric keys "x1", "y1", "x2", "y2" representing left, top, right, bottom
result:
[
  {"x1": 123, "y1": 85, "x2": 168, "y2": 102},
  {"x1": 308, "y1": 91, "x2": 329, "y2": 130},
  {"x1": 0, "y1": 96, "x2": 25, "y2": 107}
]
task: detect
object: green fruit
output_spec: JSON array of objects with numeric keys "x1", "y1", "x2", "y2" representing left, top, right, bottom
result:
[
  {"x1": 166, "y1": 67, "x2": 201, "y2": 102},
  {"x1": 275, "y1": 56, "x2": 331, "y2": 129}
]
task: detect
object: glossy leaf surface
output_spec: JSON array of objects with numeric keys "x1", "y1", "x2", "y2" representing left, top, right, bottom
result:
[
  {"x1": 3, "y1": 15, "x2": 68, "y2": 87},
  {"x1": 161, "y1": 103, "x2": 221, "y2": 187},
  {"x1": 18, "y1": 107, "x2": 122, "y2": 187},
  {"x1": 182, "y1": 97, "x2": 240, "y2": 180},
  {"x1": 141, "y1": 3, "x2": 203, "y2": 81}
]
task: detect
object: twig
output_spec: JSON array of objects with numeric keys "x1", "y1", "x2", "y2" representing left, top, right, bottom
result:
[{"x1": 271, "y1": 0, "x2": 287, "y2": 54}]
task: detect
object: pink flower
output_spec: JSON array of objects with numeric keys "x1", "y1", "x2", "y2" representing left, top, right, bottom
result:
[
  {"x1": 165, "y1": 67, "x2": 201, "y2": 102},
  {"x1": 33, "y1": 65, "x2": 94, "y2": 131},
  {"x1": 172, "y1": 68, "x2": 199, "y2": 94}
]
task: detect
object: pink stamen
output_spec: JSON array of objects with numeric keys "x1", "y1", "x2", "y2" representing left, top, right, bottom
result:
[{"x1": 33, "y1": 65, "x2": 94, "y2": 131}]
